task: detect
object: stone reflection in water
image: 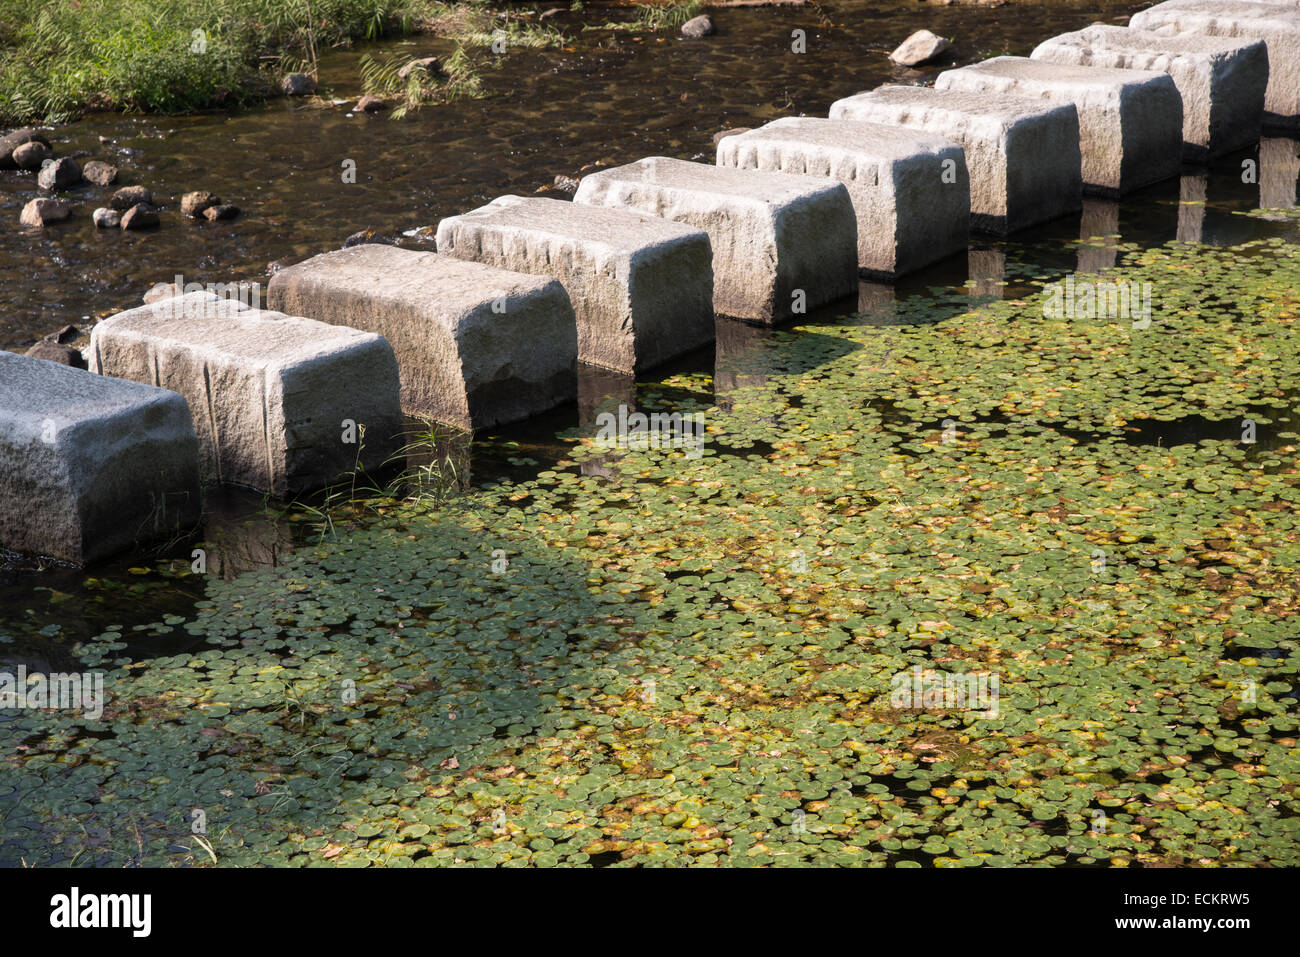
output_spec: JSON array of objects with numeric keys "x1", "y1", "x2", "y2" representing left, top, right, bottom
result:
[
  {"x1": 714, "y1": 316, "x2": 776, "y2": 408},
  {"x1": 857, "y1": 279, "x2": 896, "y2": 316},
  {"x1": 197, "y1": 488, "x2": 296, "y2": 582},
  {"x1": 1260, "y1": 137, "x2": 1300, "y2": 214},
  {"x1": 967, "y1": 247, "x2": 1006, "y2": 299},
  {"x1": 1078, "y1": 197, "x2": 1120, "y2": 275},
  {"x1": 1177, "y1": 173, "x2": 1207, "y2": 244},
  {"x1": 577, "y1": 362, "x2": 636, "y2": 479}
]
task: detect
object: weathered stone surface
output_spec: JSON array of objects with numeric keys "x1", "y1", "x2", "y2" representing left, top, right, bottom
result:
[
  {"x1": 281, "y1": 73, "x2": 316, "y2": 96},
  {"x1": 92, "y1": 207, "x2": 120, "y2": 229},
  {"x1": 574, "y1": 156, "x2": 857, "y2": 322},
  {"x1": 268, "y1": 244, "x2": 578, "y2": 429},
  {"x1": 935, "y1": 56, "x2": 1183, "y2": 196},
  {"x1": 24, "y1": 340, "x2": 86, "y2": 368},
  {"x1": 681, "y1": 14, "x2": 715, "y2": 38},
  {"x1": 11, "y1": 140, "x2": 52, "y2": 171},
  {"x1": 88, "y1": 292, "x2": 404, "y2": 496},
  {"x1": 20, "y1": 198, "x2": 71, "y2": 227},
  {"x1": 0, "y1": 351, "x2": 201, "y2": 563},
  {"x1": 1130, "y1": 0, "x2": 1300, "y2": 129},
  {"x1": 119, "y1": 203, "x2": 159, "y2": 231},
  {"x1": 717, "y1": 117, "x2": 968, "y2": 277},
  {"x1": 1031, "y1": 25, "x2": 1268, "y2": 160},
  {"x1": 436, "y1": 195, "x2": 714, "y2": 374},
  {"x1": 37, "y1": 156, "x2": 81, "y2": 191},
  {"x1": 829, "y1": 85, "x2": 1082, "y2": 234},
  {"x1": 0, "y1": 128, "x2": 50, "y2": 169},
  {"x1": 181, "y1": 191, "x2": 221, "y2": 218},
  {"x1": 890, "y1": 29, "x2": 952, "y2": 66},
  {"x1": 110, "y1": 185, "x2": 152, "y2": 210},
  {"x1": 81, "y1": 160, "x2": 119, "y2": 186}
]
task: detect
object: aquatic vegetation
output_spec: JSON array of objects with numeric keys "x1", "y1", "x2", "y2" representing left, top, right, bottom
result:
[
  {"x1": 359, "y1": 44, "x2": 486, "y2": 117},
  {"x1": 2, "y1": 238, "x2": 1298, "y2": 867}
]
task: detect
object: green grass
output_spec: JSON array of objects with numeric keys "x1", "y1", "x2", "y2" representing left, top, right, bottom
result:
[
  {"x1": 585, "y1": 0, "x2": 704, "y2": 34},
  {"x1": 0, "y1": 0, "x2": 429, "y2": 123}
]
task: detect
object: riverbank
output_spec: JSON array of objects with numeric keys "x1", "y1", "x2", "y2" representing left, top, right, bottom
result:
[{"x1": 0, "y1": 0, "x2": 724, "y2": 125}]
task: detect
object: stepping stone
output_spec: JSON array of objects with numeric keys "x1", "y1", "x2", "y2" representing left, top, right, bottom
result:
[
  {"x1": 1031, "y1": 25, "x2": 1269, "y2": 161},
  {"x1": 1130, "y1": 0, "x2": 1300, "y2": 130},
  {"x1": 935, "y1": 56, "x2": 1183, "y2": 196},
  {"x1": 88, "y1": 292, "x2": 403, "y2": 497},
  {"x1": 715, "y1": 117, "x2": 969, "y2": 277},
  {"x1": 268, "y1": 244, "x2": 578, "y2": 429},
  {"x1": 0, "y1": 351, "x2": 201, "y2": 564},
  {"x1": 829, "y1": 85, "x2": 1082, "y2": 235},
  {"x1": 574, "y1": 156, "x2": 858, "y2": 322},
  {"x1": 436, "y1": 196, "x2": 713, "y2": 374}
]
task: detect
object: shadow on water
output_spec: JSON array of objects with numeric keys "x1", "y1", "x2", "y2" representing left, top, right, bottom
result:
[{"x1": 0, "y1": 507, "x2": 662, "y2": 866}]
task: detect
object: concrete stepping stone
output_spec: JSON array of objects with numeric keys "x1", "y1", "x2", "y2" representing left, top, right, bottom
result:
[
  {"x1": 1030, "y1": 25, "x2": 1269, "y2": 161},
  {"x1": 88, "y1": 292, "x2": 403, "y2": 497},
  {"x1": 268, "y1": 244, "x2": 578, "y2": 430},
  {"x1": 935, "y1": 56, "x2": 1183, "y2": 196},
  {"x1": 1130, "y1": 0, "x2": 1300, "y2": 130},
  {"x1": 0, "y1": 351, "x2": 201, "y2": 564},
  {"x1": 829, "y1": 85, "x2": 1082, "y2": 235},
  {"x1": 435, "y1": 196, "x2": 713, "y2": 374},
  {"x1": 715, "y1": 117, "x2": 969, "y2": 278},
  {"x1": 573, "y1": 156, "x2": 858, "y2": 322}
]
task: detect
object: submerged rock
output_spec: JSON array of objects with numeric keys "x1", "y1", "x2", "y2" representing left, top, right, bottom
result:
[
  {"x1": 20, "y1": 198, "x2": 71, "y2": 227},
  {"x1": 24, "y1": 340, "x2": 86, "y2": 369},
  {"x1": 203, "y1": 204, "x2": 241, "y2": 222},
  {"x1": 37, "y1": 156, "x2": 81, "y2": 191},
  {"x1": 355, "y1": 95, "x2": 386, "y2": 114},
  {"x1": 890, "y1": 29, "x2": 952, "y2": 67},
  {"x1": 120, "y1": 203, "x2": 159, "y2": 231},
  {"x1": 81, "y1": 160, "x2": 119, "y2": 186},
  {"x1": 110, "y1": 185, "x2": 152, "y2": 210},
  {"x1": 181, "y1": 190, "x2": 221, "y2": 218},
  {"x1": 92, "y1": 207, "x2": 120, "y2": 229},
  {"x1": 681, "y1": 14, "x2": 715, "y2": 38},
  {"x1": 0, "y1": 128, "x2": 50, "y2": 169},
  {"x1": 343, "y1": 229, "x2": 396, "y2": 248},
  {"x1": 11, "y1": 140, "x2": 52, "y2": 171}
]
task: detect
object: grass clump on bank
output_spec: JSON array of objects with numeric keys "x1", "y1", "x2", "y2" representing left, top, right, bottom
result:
[
  {"x1": 586, "y1": 0, "x2": 703, "y2": 34},
  {"x1": 0, "y1": 0, "x2": 427, "y2": 124}
]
